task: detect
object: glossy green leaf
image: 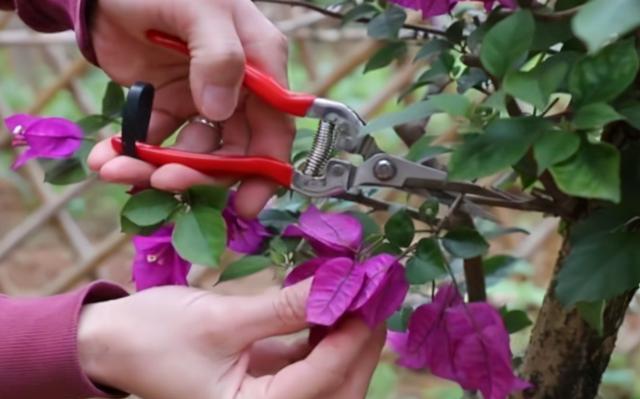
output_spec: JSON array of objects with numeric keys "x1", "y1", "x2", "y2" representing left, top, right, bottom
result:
[
  {"x1": 617, "y1": 101, "x2": 640, "y2": 130},
  {"x1": 576, "y1": 300, "x2": 605, "y2": 335},
  {"x1": 120, "y1": 215, "x2": 163, "y2": 236},
  {"x1": 449, "y1": 117, "x2": 548, "y2": 180},
  {"x1": 43, "y1": 157, "x2": 88, "y2": 185},
  {"x1": 556, "y1": 232, "x2": 640, "y2": 306},
  {"x1": 442, "y1": 228, "x2": 489, "y2": 259},
  {"x1": 76, "y1": 115, "x2": 114, "y2": 134},
  {"x1": 572, "y1": 0, "x2": 640, "y2": 53},
  {"x1": 342, "y1": 2, "x2": 379, "y2": 25},
  {"x1": 533, "y1": 130, "x2": 580, "y2": 172},
  {"x1": 500, "y1": 308, "x2": 533, "y2": 334},
  {"x1": 102, "y1": 81, "x2": 125, "y2": 117},
  {"x1": 367, "y1": 6, "x2": 406, "y2": 39},
  {"x1": 172, "y1": 205, "x2": 226, "y2": 267},
  {"x1": 121, "y1": 189, "x2": 179, "y2": 227},
  {"x1": 384, "y1": 210, "x2": 415, "y2": 248},
  {"x1": 503, "y1": 56, "x2": 570, "y2": 109},
  {"x1": 388, "y1": 306, "x2": 413, "y2": 332},
  {"x1": 531, "y1": 18, "x2": 574, "y2": 51},
  {"x1": 480, "y1": 10, "x2": 535, "y2": 78},
  {"x1": 430, "y1": 93, "x2": 471, "y2": 117},
  {"x1": 550, "y1": 141, "x2": 620, "y2": 202},
  {"x1": 456, "y1": 67, "x2": 489, "y2": 94},
  {"x1": 405, "y1": 238, "x2": 447, "y2": 284},
  {"x1": 414, "y1": 39, "x2": 451, "y2": 61},
  {"x1": 186, "y1": 185, "x2": 228, "y2": 209},
  {"x1": 568, "y1": 39, "x2": 639, "y2": 106},
  {"x1": 218, "y1": 256, "x2": 272, "y2": 283},
  {"x1": 259, "y1": 209, "x2": 297, "y2": 232},
  {"x1": 406, "y1": 135, "x2": 450, "y2": 162},
  {"x1": 573, "y1": 103, "x2": 623, "y2": 130},
  {"x1": 363, "y1": 100, "x2": 436, "y2": 133},
  {"x1": 364, "y1": 42, "x2": 407, "y2": 73}
]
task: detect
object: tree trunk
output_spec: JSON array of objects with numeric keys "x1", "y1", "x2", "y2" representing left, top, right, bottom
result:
[{"x1": 520, "y1": 237, "x2": 637, "y2": 399}]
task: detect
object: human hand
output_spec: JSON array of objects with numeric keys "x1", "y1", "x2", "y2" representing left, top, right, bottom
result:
[
  {"x1": 87, "y1": 0, "x2": 295, "y2": 218},
  {"x1": 77, "y1": 282, "x2": 386, "y2": 399}
]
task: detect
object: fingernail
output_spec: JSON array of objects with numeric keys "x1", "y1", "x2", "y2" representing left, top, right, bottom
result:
[{"x1": 202, "y1": 85, "x2": 235, "y2": 120}]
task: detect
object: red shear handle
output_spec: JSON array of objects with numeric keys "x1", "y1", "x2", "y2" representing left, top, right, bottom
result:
[
  {"x1": 111, "y1": 137, "x2": 294, "y2": 188},
  {"x1": 146, "y1": 29, "x2": 316, "y2": 117}
]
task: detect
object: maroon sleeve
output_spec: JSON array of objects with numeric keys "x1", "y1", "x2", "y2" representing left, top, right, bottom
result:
[
  {"x1": 0, "y1": 0, "x2": 97, "y2": 63},
  {"x1": 0, "y1": 281, "x2": 129, "y2": 399}
]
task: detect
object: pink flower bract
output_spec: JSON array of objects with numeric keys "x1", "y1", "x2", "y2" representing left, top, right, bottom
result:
[
  {"x1": 283, "y1": 205, "x2": 363, "y2": 257},
  {"x1": 389, "y1": 0, "x2": 516, "y2": 18},
  {"x1": 132, "y1": 225, "x2": 191, "y2": 291},
  {"x1": 387, "y1": 284, "x2": 529, "y2": 399},
  {"x1": 223, "y1": 192, "x2": 271, "y2": 254},
  {"x1": 5, "y1": 114, "x2": 83, "y2": 169}
]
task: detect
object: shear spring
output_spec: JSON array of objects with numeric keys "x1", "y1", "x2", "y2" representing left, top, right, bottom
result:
[{"x1": 304, "y1": 120, "x2": 336, "y2": 176}]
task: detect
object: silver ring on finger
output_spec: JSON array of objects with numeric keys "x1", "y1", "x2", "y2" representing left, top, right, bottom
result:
[{"x1": 189, "y1": 115, "x2": 223, "y2": 131}]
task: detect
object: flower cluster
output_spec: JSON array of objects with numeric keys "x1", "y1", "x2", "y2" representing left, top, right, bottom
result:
[
  {"x1": 391, "y1": 0, "x2": 515, "y2": 18},
  {"x1": 284, "y1": 205, "x2": 409, "y2": 328},
  {"x1": 132, "y1": 192, "x2": 270, "y2": 291},
  {"x1": 388, "y1": 284, "x2": 529, "y2": 399},
  {"x1": 5, "y1": 114, "x2": 83, "y2": 169}
]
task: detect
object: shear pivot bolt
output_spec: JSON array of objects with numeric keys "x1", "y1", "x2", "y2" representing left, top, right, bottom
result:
[{"x1": 374, "y1": 159, "x2": 396, "y2": 181}]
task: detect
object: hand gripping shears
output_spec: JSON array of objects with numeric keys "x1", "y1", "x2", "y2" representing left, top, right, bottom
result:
[{"x1": 111, "y1": 30, "x2": 550, "y2": 212}]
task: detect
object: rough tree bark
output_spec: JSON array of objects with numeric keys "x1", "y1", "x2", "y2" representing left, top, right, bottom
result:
[{"x1": 519, "y1": 230, "x2": 637, "y2": 399}]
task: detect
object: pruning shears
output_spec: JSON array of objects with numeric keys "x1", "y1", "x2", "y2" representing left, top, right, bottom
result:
[{"x1": 111, "y1": 30, "x2": 547, "y2": 212}]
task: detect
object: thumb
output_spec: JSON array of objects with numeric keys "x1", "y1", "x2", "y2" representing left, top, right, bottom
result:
[
  {"x1": 187, "y1": 9, "x2": 245, "y2": 121},
  {"x1": 228, "y1": 279, "x2": 311, "y2": 344}
]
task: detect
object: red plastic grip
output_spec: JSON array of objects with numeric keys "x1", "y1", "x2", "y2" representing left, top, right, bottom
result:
[
  {"x1": 111, "y1": 137, "x2": 294, "y2": 188},
  {"x1": 146, "y1": 30, "x2": 316, "y2": 117}
]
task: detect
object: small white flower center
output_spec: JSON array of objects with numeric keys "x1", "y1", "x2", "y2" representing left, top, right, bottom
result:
[
  {"x1": 146, "y1": 254, "x2": 158, "y2": 262},
  {"x1": 12, "y1": 125, "x2": 23, "y2": 135}
]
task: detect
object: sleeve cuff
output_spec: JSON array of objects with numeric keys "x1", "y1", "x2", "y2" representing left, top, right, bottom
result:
[{"x1": 0, "y1": 281, "x2": 129, "y2": 398}]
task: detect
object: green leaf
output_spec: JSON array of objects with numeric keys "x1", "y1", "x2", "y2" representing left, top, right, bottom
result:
[
  {"x1": 531, "y1": 19, "x2": 574, "y2": 51},
  {"x1": 388, "y1": 306, "x2": 413, "y2": 332},
  {"x1": 456, "y1": 67, "x2": 489, "y2": 94},
  {"x1": 480, "y1": 10, "x2": 535, "y2": 78},
  {"x1": 576, "y1": 300, "x2": 605, "y2": 335},
  {"x1": 484, "y1": 255, "x2": 521, "y2": 276},
  {"x1": 568, "y1": 39, "x2": 639, "y2": 106},
  {"x1": 499, "y1": 308, "x2": 533, "y2": 334},
  {"x1": 442, "y1": 228, "x2": 489, "y2": 259},
  {"x1": 449, "y1": 117, "x2": 548, "y2": 180},
  {"x1": 121, "y1": 189, "x2": 179, "y2": 227},
  {"x1": 405, "y1": 238, "x2": 446, "y2": 284},
  {"x1": 503, "y1": 56, "x2": 570, "y2": 109},
  {"x1": 43, "y1": 157, "x2": 88, "y2": 185},
  {"x1": 363, "y1": 100, "x2": 436, "y2": 133},
  {"x1": 186, "y1": 185, "x2": 228, "y2": 209},
  {"x1": 342, "y1": 2, "x2": 379, "y2": 25},
  {"x1": 120, "y1": 215, "x2": 163, "y2": 236},
  {"x1": 418, "y1": 199, "x2": 439, "y2": 222},
  {"x1": 172, "y1": 205, "x2": 226, "y2": 267},
  {"x1": 533, "y1": 130, "x2": 580, "y2": 172},
  {"x1": 102, "y1": 81, "x2": 125, "y2": 117},
  {"x1": 572, "y1": 0, "x2": 640, "y2": 53},
  {"x1": 384, "y1": 210, "x2": 414, "y2": 248},
  {"x1": 414, "y1": 39, "x2": 451, "y2": 61},
  {"x1": 618, "y1": 101, "x2": 640, "y2": 129},
  {"x1": 367, "y1": 6, "x2": 406, "y2": 39},
  {"x1": 550, "y1": 141, "x2": 620, "y2": 202},
  {"x1": 259, "y1": 209, "x2": 297, "y2": 232},
  {"x1": 556, "y1": 232, "x2": 640, "y2": 306},
  {"x1": 76, "y1": 115, "x2": 113, "y2": 135},
  {"x1": 430, "y1": 93, "x2": 471, "y2": 117},
  {"x1": 573, "y1": 103, "x2": 623, "y2": 130},
  {"x1": 218, "y1": 256, "x2": 272, "y2": 283},
  {"x1": 407, "y1": 135, "x2": 450, "y2": 162},
  {"x1": 364, "y1": 42, "x2": 407, "y2": 73},
  {"x1": 347, "y1": 211, "x2": 380, "y2": 238}
]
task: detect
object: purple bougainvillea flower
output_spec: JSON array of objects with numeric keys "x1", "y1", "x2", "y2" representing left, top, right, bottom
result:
[
  {"x1": 5, "y1": 114, "x2": 83, "y2": 169},
  {"x1": 223, "y1": 192, "x2": 271, "y2": 254},
  {"x1": 132, "y1": 225, "x2": 191, "y2": 291},
  {"x1": 307, "y1": 257, "x2": 366, "y2": 326},
  {"x1": 389, "y1": 0, "x2": 515, "y2": 18},
  {"x1": 387, "y1": 284, "x2": 529, "y2": 399},
  {"x1": 283, "y1": 205, "x2": 363, "y2": 256}
]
